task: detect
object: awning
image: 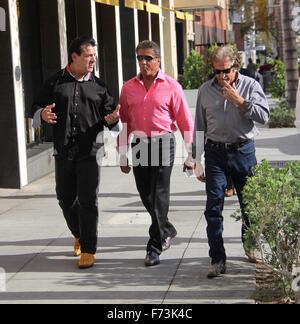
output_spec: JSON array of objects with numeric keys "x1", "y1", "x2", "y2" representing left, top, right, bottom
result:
[
  {"x1": 296, "y1": 79, "x2": 300, "y2": 128},
  {"x1": 174, "y1": 0, "x2": 226, "y2": 10},
  {"x1": 145, "y1": 3, "x2": 160, "y2": 14},
  {"x1": 125, "y1": 0, "x2": 144, "y2": 11},
  {"x1": 176, "y1": 11, "x2": 194, "y2": 20},
  {"x1": 95, "y1": 0, "x2": 120, "y2": 6}
]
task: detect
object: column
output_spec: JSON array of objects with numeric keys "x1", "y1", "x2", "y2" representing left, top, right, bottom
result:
[
  {"x1": 158, "y1": 0, "x2": 165, "y2": 72},
  {"x1": 0, "y1": 0, "x2": 27, "y2": 188},
  {"x1": 57, "y1": 0, "x2": 68, "y2": 68},
  {"x1": 162, "y1": 0, "x2": 178, "y2": 79},
  {"x1": 115, "y1": 5, "x2": 124, "y2": 94},
  {"x1": 134, "y1": 8, "x2": 139, "y2": 72}
]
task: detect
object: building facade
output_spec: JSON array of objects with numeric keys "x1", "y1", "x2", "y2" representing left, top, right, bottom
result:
[
  {"x1": 0, "y1": 0, "x2": 232, "y2": 188},
  {"x1": 174, "y1": 0, "x2": 233, "y2": 72}
]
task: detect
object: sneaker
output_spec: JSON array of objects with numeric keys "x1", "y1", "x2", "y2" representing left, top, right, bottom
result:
[
  {"x1": 207, "y1": 262, "x2": 226, "y2": 279},
  {"x1": 162, "y1": 231, "x2": 177, "y2": 252},
  {"x1": 162, "y1": 237, "x2": 171, "y2": 252},
  {"x1": 145, "y1": 251, "x2": 160, "y2": 267}
]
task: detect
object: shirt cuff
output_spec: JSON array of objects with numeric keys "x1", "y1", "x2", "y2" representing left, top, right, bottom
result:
[
  {"x1": 32, "y1": 108, "x2": 43, "y2": 128},
  {"x1": 110, "y1": 120, "x2": 123, "y2": 138}
]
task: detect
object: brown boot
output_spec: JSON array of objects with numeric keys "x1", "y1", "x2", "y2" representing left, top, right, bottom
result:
[
  {"x1": 78, "y1": 253, "x2": 96, "y2": 269},
  {"x1": 225, "y1": 188, "x2": 234, "y2": 197},
  {"x1": 74, "y1": 238, "x2": 81, "y2": 257}
]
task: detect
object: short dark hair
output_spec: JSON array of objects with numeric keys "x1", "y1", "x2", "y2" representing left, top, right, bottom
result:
[
  {"x1": 136, "y1": 40, "x2": 161, "y2": 57},
  {"x1": 68, "y1": 36, "x2": 96, "y2": 64}
]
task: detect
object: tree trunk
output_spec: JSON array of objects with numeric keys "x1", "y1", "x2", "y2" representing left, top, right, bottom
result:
[
  {"x1": 275, "y1": 1, "x2": 284, "y2": 59},
  {"x1": 281, "y1": 0, "x2": 299, "y2": 108}
]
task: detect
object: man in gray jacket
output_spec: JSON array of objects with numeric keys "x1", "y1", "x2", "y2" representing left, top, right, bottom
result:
[{"x1": 193, "y1": 45, "x2": 270, "y2": 278}]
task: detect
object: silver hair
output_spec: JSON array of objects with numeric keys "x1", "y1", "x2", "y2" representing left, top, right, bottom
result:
[{"x1": 211, "y1": 45, "x2": 242, "y2": 69}]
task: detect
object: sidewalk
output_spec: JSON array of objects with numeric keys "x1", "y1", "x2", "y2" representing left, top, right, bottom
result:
[{"x1": 0, "y1": 127, "x2": 299, "y2": 304}]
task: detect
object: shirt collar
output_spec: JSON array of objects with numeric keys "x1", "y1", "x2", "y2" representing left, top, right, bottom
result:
[
  {"x1": 136, "y1": 69, "x2": 166, "y2": 82},
  {"x1": 66, "y1": 65, "x2": 92, "y2": 82}
]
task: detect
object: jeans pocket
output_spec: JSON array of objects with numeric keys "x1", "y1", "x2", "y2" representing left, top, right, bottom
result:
[{"x1": 238, "y1": 142, "x2": 255, "y2": 155}]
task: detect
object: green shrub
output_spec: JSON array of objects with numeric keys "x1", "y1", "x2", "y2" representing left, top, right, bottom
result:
[
  {"x1": 232, "y1": 160, "x2": 300, "y2": 302},
  {"x1": 182, "y1": 44, "x2": 239, "y2": 89},
  {"x1": 206, "y1": 43, "x2": 219, "y2": 79},
  {"x1": 269, "y1": 100, "x2": 296, "y2": 128},
  {"x1": 271, "y1": 59, "x2": 286, "y2": 98},
  {"x1": 182, "y1": 50, "x2": 207, "y2": 89}
]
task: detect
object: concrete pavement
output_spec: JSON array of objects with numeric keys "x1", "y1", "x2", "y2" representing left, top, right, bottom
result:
[{"x1": 0, "y1": 127, "x2": 299, "y2": 304}]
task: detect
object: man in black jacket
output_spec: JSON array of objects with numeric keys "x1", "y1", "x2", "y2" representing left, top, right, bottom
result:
[{"x1": 31, "y1": 36, "x2": 120, "y2": 269}]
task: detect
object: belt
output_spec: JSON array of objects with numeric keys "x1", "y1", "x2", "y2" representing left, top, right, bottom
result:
[{"x1": 206, "y1": 139, "x2": 252, "y2": 150}]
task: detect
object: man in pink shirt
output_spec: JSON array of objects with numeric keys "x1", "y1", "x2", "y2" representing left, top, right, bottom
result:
[{"x1": 118, "y1": 40, "x2": 194, "y2": 267}]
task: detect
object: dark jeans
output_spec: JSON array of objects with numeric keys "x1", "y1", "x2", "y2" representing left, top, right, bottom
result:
[
  {"x1": 132, "y1": 134, "x2": 177, "y2": 255},
  {"x1": 204, "y1": 140, "x2": 257, "y2": 264},
  {"x1": 55, "y1": 156, "x2": 100, "y2": 254}
]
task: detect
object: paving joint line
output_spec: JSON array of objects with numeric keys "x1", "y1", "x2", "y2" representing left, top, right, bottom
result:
[{"x1": 162, "y1": 213, "x2": 204, "y2": 304}]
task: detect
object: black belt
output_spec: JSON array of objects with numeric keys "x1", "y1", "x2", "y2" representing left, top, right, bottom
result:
[{"x1": 206, "y1": 139, "x2": 252, "y2": 150}]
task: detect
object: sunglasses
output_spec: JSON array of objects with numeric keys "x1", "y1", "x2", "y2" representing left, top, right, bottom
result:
[
  {"x1": 137, "y1": 55, "x2": 156, "y2": 62},
  {"x1": 214, "y1": 65, "x2": 235, "y2": 75}
]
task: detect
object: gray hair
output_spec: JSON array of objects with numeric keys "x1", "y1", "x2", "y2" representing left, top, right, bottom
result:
[
  {"x1": 211, "y1": 45, "x2": 242, "y2": 70},
  {"x1": 136, "y1": 40, "x2": 161, "y2": 57}
]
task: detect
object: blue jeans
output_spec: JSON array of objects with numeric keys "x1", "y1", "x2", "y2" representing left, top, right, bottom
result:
[{"x1": 204, "y1": 140, "x2": 257, "y2": 264}]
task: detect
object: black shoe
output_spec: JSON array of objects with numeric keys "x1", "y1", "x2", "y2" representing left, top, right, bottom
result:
[
  {"x1": 207, "y1": 262, "x2": 226, "y2": 279},
  {"x1": 145, "y1": 251, "x2": 160, "y2": 267},
  {"x1": 162, "y1": 237, "x2": 172, "y2": 252},
  {"x1": 162, "y1": 231, "x2": 177, "y2": 252}
]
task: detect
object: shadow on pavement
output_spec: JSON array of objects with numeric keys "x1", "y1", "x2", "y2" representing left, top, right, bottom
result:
[{"x1": 255, "y1": 134, "x2": 300, "y2": 156}]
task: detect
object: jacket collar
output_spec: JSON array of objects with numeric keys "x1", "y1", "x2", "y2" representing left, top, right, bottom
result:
[{"x1": 65, "y1": 65, "x2": 93, "y2": 82}]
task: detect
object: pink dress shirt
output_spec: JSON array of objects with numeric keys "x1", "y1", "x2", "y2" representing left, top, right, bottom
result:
[{"x1": 118, "y1": 70, "x2": 194, "y2": 153}]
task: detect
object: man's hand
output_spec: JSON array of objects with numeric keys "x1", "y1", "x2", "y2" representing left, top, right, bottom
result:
[
  {"x1": 41, "y1": 103, "x2": 57, "y2": 124},
  {"x1": 183, "y1": 154, "x2": 195, "y2": 175},
  {"x1": 105, "y1": 105, "x2": 120, "y2": 125},
  {"x1": 222, "y1": 82, "x2": 245, "y2": 110},
  {"x1": 120, "y1": 155, "x2": 131, "y2": 174},
  {"x1": 195, "y1": 160, "x2": 206, "y2": 183}
]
